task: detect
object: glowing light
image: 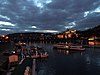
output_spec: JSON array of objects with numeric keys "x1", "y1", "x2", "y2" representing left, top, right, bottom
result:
[
  {"x1": 12, "y1": 51, "x2": 15, "y2": 53},
  {"x1": 2, "y1": 35, "x2": 5, "y2": 37},
  {"x1": 71, "y1": 30, "x2": 76, "y2": 33},
  {"x1": 66, "y1": 50, "x2": 69, "y2": 54},
  {"x1": 57, "y1": 35, "x2": 63, "y2": 38},
  {"x1": 5, "y1": 36, "x2": 9, "y2": 39},
  {"x1": 0, "y1": 15, "x2": 10, "y2": 20},
  {"x1": 0, "y1": 21, "x2": 16, "y2": 26},
  {"x1": 68, "y1": 34, "x2": 72, "y2": 38},
  {"x1": 65, "y1": 35, "x2": 68, "y2": 38},
  {"x1": 88, "y1": 38, "x2": 94, "y2": 41},
  {"x1": 76, "y1": 34, "x2": 78, "y2": 37},
  {"x1": 88, "y1": 42, "x2": 95, "y2": 45}
]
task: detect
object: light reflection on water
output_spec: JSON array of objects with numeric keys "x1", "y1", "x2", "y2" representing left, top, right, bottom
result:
[
  {"x1": 32, "y1": 42, "x2": 100, "y2": 75},
  {"x1": 1, "y1": 42, "x2": 100, "y2": 75}
]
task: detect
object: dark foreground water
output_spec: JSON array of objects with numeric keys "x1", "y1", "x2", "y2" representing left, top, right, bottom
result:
[
  {"x1": 33, "y1": 42, "x2": 100, "y2": 75},
  {"x1": 1, "y1": 42, "x2": 100, "y2": 75}
]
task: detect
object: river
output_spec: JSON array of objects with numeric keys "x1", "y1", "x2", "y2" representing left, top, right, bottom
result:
[
  {"x1": 1, "y1": 42, "x2": 100, "y2": 75},
  {"x1": 32, "y1": 42, "x2": 100, "y2": 75}
]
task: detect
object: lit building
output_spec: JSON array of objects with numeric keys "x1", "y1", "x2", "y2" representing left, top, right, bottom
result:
[
  {"x1": 57, "y1": 30, "x2": 78, "y2": 39},
  {"x1": 9, "y1": 55, "x2": 18, "y2": 63},
  {"x1": 88, "y1": 36, "x2": 99, "y2": 41},
  {"x1": 57, "y1": 35, "x2": 64, "y2": 38},
  {"x1": 0, "y1": 35, "x2": 10, "y2": 42}
]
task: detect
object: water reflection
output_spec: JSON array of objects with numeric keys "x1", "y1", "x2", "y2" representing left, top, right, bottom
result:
[
  {"x1": 88, "y1": 41, "x2": 100, "y2": 45},
  {"x1": 1, "y1": 42, "x2": 100, "y2": 75},
  {"x1": 33, "y1": 42, "x2": 100, "y2": 75}
]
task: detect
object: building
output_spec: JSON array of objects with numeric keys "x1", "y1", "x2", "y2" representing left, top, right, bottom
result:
[
  {"x1": 57, "y1": 30, "x2": 78, "y2": 39},
  {"x1": 0, "y1": 35, "x2": 10, "y2": 43}
]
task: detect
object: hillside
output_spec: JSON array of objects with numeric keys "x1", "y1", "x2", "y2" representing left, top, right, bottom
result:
[{"x1": 82, "y1": 25, "x2": 100, "y2": 37}]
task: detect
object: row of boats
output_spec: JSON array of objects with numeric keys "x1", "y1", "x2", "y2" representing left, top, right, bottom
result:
[
  {"x1": 7, "y1": 43, "x2": 49, "y2": 75},
  {"x1": 8, "y1": 43, "x2": 49, "y2": 66},
  {"x1": 13, "y1": 45, "x2": 48, "y2": 59}
]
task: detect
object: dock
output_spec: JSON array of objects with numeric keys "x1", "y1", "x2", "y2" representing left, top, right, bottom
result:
[
  {"x1": 6, "y1": 43, "x2": 48, "y2": 75},
  {"x1": 11, "y1": 58, "x2": 35, "y2": 75},
  {"x1": 32, "y1": 59, "x2": 36, "y2": 75}
]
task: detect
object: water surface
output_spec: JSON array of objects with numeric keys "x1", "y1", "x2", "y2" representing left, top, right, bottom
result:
[{"x1": 34, "y1": 42, "x2": 100, "y2": 75}]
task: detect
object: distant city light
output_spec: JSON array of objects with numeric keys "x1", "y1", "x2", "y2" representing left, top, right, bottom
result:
[{"x1": 5, "y1": 36, "x2": 9, "y2": 39}]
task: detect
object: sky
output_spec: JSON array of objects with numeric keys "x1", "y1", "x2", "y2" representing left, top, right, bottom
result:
[{"x1": 0, "y1": 0, "x2": 100, "y2": 34}]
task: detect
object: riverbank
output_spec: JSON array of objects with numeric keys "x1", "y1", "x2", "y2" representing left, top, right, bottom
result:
[
  {"x1": 82, "y1": 44, "x2": 100, "y2": 48},
  {"x1": 0, "y1": 42, "x2": 15, "y2": 75}
]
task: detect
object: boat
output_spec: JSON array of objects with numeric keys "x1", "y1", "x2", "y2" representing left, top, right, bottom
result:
[
  {"x1": 53, "y1": 43, "x2": 85, "y2": 51},
  {"x1": 40, "y1": 52, "x2": 48, "y2": 58},
  {"x1": 53, "y1": 43, "x2": 68, "y2": 49},
  {"x1": 68, "y1": 45, "x2": 85, "y2": 51},
  {"x1": 31, "y1": 55, "x2": 40, "y2": 59}
]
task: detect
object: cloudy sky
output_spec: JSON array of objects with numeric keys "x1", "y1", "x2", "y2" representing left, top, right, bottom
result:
[{"x1": 0, "y1": 0, "x2": 100, "y2": 34}]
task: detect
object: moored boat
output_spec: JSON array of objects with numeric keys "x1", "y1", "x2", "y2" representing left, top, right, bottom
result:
[
  {"x1": 53, "y1": 43, "x2": 85, "y2": 51},
  {"x1": 40, "y1": 52, "x2": 48, "y2": 58}
]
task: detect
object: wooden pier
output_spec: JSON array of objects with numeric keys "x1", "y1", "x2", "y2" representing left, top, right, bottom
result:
[{"x1": 32, "y1": 59, "x2": 36, "y2": 75}]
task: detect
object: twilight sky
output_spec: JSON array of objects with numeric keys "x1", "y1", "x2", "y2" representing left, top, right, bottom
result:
[{"x1": 0, "y1": 0, "x2": 100, "y2": 34}]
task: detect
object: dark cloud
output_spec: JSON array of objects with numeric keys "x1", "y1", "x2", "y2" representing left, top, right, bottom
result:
[{"x1": 0, "y1": 0, "x2": 100, "y2": 34}]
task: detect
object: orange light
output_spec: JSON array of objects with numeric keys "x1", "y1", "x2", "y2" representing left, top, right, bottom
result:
[
  {"x1": 76, "y1": 34, "x2": 78, "y2": 37},
  {"x1": 88, "y1": 38, "x2": 94, "y2": 41},
  {"x1": 5, "y1": 36, "x2": 9, "y2": 39},
  {"x1": 88, "y1": 42, "x2": 95, "y2": 45},
  {"x1": 2, "y1": 35, "x2": 5, "y2": 37},
  {"x1": 57, "y1": 35, "x2": 63, "y2": 38},
  {"x1": 65, "y1": 35, "x2": 67, "y2": 38},
  {"x1": 68, "y1": 34, "x2": 71, "y2": 38}
]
